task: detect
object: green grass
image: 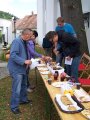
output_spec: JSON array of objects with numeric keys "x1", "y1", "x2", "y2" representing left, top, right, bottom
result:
[
  {"x1": 0, "y1": 45, "x2": 60, "y2": 120},
  {"x1": 35, "y1": 45, "x2": 45, "y2": 55},
  {"x1": 0, "y1": 70, "x2": 60, "y2": 120}
]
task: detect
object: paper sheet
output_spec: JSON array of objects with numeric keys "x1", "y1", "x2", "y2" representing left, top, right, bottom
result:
[
  {"x1": 30, "y1": 58, "x2": 39, "y2": 70},
  {"x1": 65, "y1": 57, "x2": 73, "y2": 65}
]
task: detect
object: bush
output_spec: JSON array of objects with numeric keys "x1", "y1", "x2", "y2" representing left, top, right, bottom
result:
[
  {"x1": 0, "y1": 52, "x2": 6, "y2": 61},
  {"x1": 0, "y1": 31, "x2": 2, "y2": 43}
]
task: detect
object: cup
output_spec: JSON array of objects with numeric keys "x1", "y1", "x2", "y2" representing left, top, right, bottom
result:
[
  {"x1": 38, "y1": 60, "x2": 41, "y2": 64},
  {"x1": 60, "y1": 72, "x2": 66, "y2": 82},
  {"x1": 48, "y1": 78, "x2": 52, "y2": 85},
  {"x1": 48, "y1": 72, "x2": 51, "y2": 79},
  {"x1": 61, "y1": 77, "x2": 65, "y2": 82},
  {"x1": 54, "y1": 71, "x2": 59, "y2": 80},
  {"x1": 76, "y1": 83, "x2": 81, "y2": 89}
]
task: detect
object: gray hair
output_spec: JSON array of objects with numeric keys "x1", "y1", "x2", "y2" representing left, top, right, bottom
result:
[{"x1": 21, "y1": 28, "x2": 32, "y2": 35}]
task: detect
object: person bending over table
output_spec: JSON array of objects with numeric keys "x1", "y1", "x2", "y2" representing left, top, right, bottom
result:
[
  {"x1": 47, "y1": 31, "x2": 81, "y2": 83},
  {"x1": 42, "y1": 31, "x2": 53, "y2": 57},
  {"x1": 55, "y1": 17, "x2": 77, "y2": 65}
]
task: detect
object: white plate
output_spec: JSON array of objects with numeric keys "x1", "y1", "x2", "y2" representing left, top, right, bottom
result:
[
  {"x1": 38, "y1": 68, "x2": 48, "y2": 71},
  {"x1": 35, "y1": 58, "x2": 40, "y2": 61},
  {"x1": 52, "y1": 81, "x2": 67, "y2": 88},
  {"x1": 81, "y1": 109, "x2": 90, "y2": 119},
  {"x1": 41, "y1": 71, "x2": 50, "y2": 75},
  {"x1": 55, "y1": 94, "x2": 82, "y2": 112},
  {"x1": 37, "y1": 64, "x2": 46, "y2": 67},
  {"x1": 52, "y1": 82, "x2": 61, "y2": 88},
  {"x1": 74, "y1": 88, "x2": 90, "y2": 102}
]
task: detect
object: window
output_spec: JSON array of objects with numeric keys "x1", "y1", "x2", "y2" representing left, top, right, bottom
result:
[{"x1": 83, "y1": 12, "x2": 90, "y2": 29}]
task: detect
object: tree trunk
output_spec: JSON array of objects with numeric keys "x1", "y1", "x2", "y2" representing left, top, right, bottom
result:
[{"x1": 59, "y1": 0, "x2": 89, "y2": 54}]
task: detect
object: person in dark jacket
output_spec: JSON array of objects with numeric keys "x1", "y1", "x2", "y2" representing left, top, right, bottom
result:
[
  {"x1": 54, "y1": 31, "x2": 81, "y2": 82},
  {"x1": 42, "y1": 31, "x2": 53, "y2": 57}
]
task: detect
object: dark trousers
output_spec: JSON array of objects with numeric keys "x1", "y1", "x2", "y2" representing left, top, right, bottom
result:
[{"x1": 65, "y1": 56, "x2": 81, "y2": 83}]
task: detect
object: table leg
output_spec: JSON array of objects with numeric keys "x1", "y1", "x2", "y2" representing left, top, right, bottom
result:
[
  {"x1": 35, "y1": 67, "x2": 38, "y2": 86},
  {"x1": 44, "y1": 88, "x2": 53, "y2": 120}
]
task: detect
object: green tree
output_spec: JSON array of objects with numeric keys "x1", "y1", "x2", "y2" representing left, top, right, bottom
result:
[
  {"x1": 0, "y1": 11, "x2": 18, "y2": 20},
  {"x1": 0, "y1": 31, "x2": 2, "y2": 43}
]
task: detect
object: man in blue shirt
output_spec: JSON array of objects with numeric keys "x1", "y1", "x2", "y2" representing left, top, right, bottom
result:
[
  {"x1": 55, "y1": 17, "x2": 77, "y2": 76},
  {"x1": 7, "y1": 28, "x2": 33, "y2": 114},
  {"x1": 55, "y1": 17, "x2": 77, "y2": 37}
]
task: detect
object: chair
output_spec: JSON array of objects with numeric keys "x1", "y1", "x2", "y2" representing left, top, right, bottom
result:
[
  {"x1": 78, "y1": 67, "x2": 90, "y2": 87},
  {"x1": 78, "y1": 53, "x2": 90, "y2": 71}
]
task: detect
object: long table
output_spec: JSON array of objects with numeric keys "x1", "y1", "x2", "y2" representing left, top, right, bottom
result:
[{"x1": 37, "y1": 65, "x2": 90, "y2": 120}]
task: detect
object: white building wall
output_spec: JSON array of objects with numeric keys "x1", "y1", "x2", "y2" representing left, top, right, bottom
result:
[
  {"x1": 81, "y1": 0, "x2": 90, "y2": 53},
  {"x1": 37, "y1": 0, "x2": 46, "y2": 46},
  {"x1": 37, "y1": 0, "x2": 61, "y2": 46},
  {"x1": 45, "y1": 0, "x2": 61, "y2": 32},
  {"x1": 86, "y1": 27, "x2": 90, "y2": 53},
  {"x1": 81, "y1": 0, "x2": 90, "y2": 13},
  {"x1": 45, "y1": 0, "x2": 55, "y2": 32},
  {"x1": 0, "y1": 18, "x2": 13, "y2": 44}
]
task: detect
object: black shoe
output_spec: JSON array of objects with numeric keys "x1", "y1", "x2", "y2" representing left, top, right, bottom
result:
[
  {"x1": 20, "y1": 100, "x2": 32, "y2": 105},
  {"x1": 11, "y1": 109, "x2": 21, "y2": 114}
]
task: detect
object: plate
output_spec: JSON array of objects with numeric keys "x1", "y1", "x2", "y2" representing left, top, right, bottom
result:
[
  {"x1": 55, "y1": 94, "x2": 84, "y2": 114},
  {"x1": 37, "y1": 64, "x2": 46, "y2": 67},
  {"x1": 38, "y1": 68, "x2": 48, "y2": 71},
  {"x1": 51, "y1": 82, "x2": 66, "y2": 88},
  {"x1": 74, "y1": 88, "x2": 90, "y2": 102},
  {"x1": 35, "y1": 58, "x2": 41, "y2": 61},
  {"x1": 81, "y1": 109, "x2": 90, "y2": 119},
  {"x1": 41, "y1": 71, "x2": 50, "y2": 75}
]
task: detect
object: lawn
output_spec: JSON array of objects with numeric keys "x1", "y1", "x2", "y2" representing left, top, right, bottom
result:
[
  {"x1": 0, "y1": 70, "x2": 60, "y2": 120},
  {"x1": 0, "y1": 46, "x2": 60, "y2": 120}
]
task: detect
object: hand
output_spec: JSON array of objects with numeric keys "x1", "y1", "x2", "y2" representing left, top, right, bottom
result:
[
  {"x1": 41, "y1": 55, "x2": 45, "y2": 59},
  {"x1": 45, "y1": 56, "x2": 52, "y2": 62},
  {"x1": 53, "y1": 48, "x2": 56, "y2": 54},
  {"x1": 55, "y1": 51, "x2": 59, "y2": 56},
  {"x1": 66, "y1": 56, "x2": 71, "y2": 61},
  {"x1": 25, "y1": 60, "x2": 32, "y2": 65}
]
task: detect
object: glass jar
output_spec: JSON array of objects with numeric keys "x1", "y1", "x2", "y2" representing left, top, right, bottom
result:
[{"x1": 54, "y1": 71, "x2": 59, "y2": 80}]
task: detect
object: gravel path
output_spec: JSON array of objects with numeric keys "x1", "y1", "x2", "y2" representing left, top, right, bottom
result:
[
  {"x1": 0, "y1": 44, "x2": 9, "y2": 80},
  {"x1": 0, "y1": 62, "x2": 9, "y2": 80}
]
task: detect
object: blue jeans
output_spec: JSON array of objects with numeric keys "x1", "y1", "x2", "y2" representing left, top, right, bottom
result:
[
  {"x1": 65, "y1": 56, "x2": 81, "y2": 83},
  {"x1": 71, "y1": 56, "x2": 81, "y2": 82},
  {"x1": 10, "y1": 73, "x2": 28, "y2": 110},
  {"x1": 56, "y1": 53, "x2": 64, "y2": 65}
]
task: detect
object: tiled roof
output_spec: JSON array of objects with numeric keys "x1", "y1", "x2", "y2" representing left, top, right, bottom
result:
[{"x1": 16, "y1": 14, "x2": 37, "y2": 30}]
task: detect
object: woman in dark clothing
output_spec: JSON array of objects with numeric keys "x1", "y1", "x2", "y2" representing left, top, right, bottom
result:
[
  {"x1": 42, "y1": 31, "x2": 53, "y2": 57},
  {"x1": 49, "y1": 31, "x2": 81, "y2": 83}
]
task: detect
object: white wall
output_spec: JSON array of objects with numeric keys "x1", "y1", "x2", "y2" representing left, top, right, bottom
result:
[
  {"x1": 81, "y1": 0, "x2": 90, "y2": 13},
  {"x1": 81, "y1": 0, "x2": 90, "y2": 53},
  {"x1": 37, "y1": 0, "x2": 61, "y2": 46},
  {"x1": 37, "y1": 0, "x2": 45, "y2": 46},
  {"x1": 45, "y1": 0, "x2": 61, "y2": 32},
  {"x1": 0, "y1": 18, "x2": 13, "y2": 44},
  {"x1": 86, "y1": 27, "x2": 90, "y2": 53}
]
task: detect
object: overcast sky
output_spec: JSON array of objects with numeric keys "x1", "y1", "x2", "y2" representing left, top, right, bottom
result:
[{"x1": 0, "y1": 0, "x2": 37, "y2": 18}]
